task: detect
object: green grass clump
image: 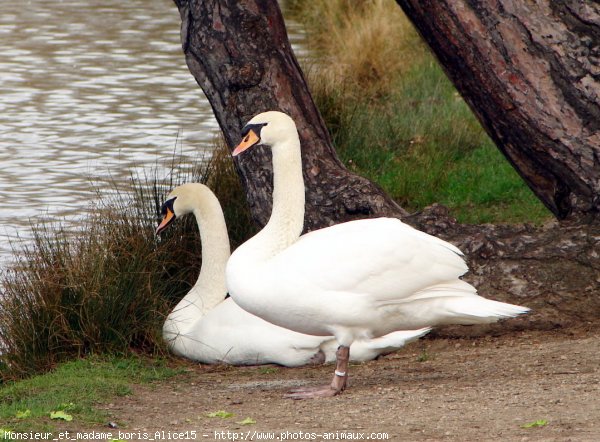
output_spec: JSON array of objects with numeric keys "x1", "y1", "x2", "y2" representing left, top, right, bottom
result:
[
  {"x1": 291, "y1": 0, "x2": 551, "y2": 224},
  {"x1": 0, "y1": 356, "x2": 180, "y2": 432},
  {"x1": 0, "y1": 171, "x2": 197, "y2": 380},
  {"x1": 0, "y1": 142, "x2": 253, "y2": 381}
]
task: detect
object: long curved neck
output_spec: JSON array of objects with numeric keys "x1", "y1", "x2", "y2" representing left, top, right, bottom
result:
[
  {"x1": 190, "y1": 196, "x2": 230, "y2": 308},
  {"x1": 165, "y1": 188, "x2": 230, "y2": 336},
  {"x1": 253, "y1": 133, "x2": 306, "y2": 257}
]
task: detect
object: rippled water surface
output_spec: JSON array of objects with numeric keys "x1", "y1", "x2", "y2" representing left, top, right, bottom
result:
[{"x1": 0, "y1": 1, "x2": 306, "y2": 262}]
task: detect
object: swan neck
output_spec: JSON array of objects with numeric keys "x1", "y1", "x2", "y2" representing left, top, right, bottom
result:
[
  {"x1": 164, "y1": 189, "x2": 230, "y2": 338},
  {"x1": 261, "y1": 135, "x2": 305, "y2": 252},
  {"x1": 191, "y1": 204, "x2": 230, "y2": 309}
]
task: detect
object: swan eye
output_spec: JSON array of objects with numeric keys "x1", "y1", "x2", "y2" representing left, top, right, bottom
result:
[
  {"x1": 241, "y1": 122, "x2": 268, "y2": 138},
  {"x1": 160, "y1": 197, "x2": 177, "y2": 216}
]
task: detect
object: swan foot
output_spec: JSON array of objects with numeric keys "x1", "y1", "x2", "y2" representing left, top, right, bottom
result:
[
  {"x1": 285, "y1": 345, "x2": 350, "y2": 400},
  {"x1": 285, "y1": 384, "x2": 342, "y2": 399}
]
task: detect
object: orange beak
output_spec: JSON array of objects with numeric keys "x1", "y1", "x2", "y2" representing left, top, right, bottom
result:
[
  {"x1": 155, "y1": 207, "x2": 175, "y2": 235},
  {"x1": 232, "y1": 129, "x2": 260, "y2": 156}
]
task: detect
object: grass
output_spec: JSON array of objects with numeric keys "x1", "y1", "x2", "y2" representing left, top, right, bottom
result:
[
  {"x1": 290, "y1": 0, "x2": 551, "y2": 224},
  {"x1": 416, "y1": 347, "x2": 430, "y2": 363},
  {"x1": 0, "y1": 141, "x2": 253, "y2": 382},
  {"x1": 289, "y1": 0, "x2": 422, "y2": 98},
  {"x1": 0, "y1": 356, "x2": 181, "y2": 432}
]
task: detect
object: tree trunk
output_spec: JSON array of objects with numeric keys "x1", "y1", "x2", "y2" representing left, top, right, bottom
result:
[
  {"x1": 395, "y1": 0, "x2": 600, "y2": 221},
  {"x1": 172, "y1": 0, "x2": 406, "y2": 231}
]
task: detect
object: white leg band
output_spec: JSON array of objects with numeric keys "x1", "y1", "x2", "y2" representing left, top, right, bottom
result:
[{"x1": 335, "y1": 370, "x2": 346, "y2": 377}]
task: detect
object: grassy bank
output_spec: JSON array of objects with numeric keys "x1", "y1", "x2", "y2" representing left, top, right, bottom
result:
[
  {"x1": 290, "y1": 0, "x2": 550, "y2": 224},
  {"x1": 0, "y1": 143, "x2": 251, "y2": 433},
  {"x1": 0, "y1": 356, "x2": 181, "y2": 432},
  {"x1": 0, "y1": 143, "x2": 253, "y2": 382}
]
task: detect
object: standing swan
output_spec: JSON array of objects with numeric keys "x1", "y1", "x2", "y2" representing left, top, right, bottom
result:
[
  {"x1": 156, "y1": 183, "x2": 430, "y2": 366},
  {"x1": 227, "y1": 111, "x2": 530, "y2": 398}
]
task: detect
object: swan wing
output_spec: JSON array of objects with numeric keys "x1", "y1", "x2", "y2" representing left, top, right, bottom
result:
[{"x1": 268, "y1": 217, "x2": 471, "y2": 301}]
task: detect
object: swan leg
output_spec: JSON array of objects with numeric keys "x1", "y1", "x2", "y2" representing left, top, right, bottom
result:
[
  {"x1": 330, "y1": 345, "x2": 350, "y2": 391},
  {"x1": 285, "y1": 346, "x2": 350, "y2": 400}
]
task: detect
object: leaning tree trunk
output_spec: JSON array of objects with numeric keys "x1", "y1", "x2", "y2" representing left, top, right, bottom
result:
[
  {"x1": 395, "y1": 0, "x2": 600, "y2": 221},
  {"x1": 172, "y1": 0, "x2": 406, "y2": 231}
]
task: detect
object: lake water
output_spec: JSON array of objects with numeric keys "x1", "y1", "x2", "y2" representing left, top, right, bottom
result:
[{"x1": 0, "y1": 0, "x2": 306, "y2": 263}]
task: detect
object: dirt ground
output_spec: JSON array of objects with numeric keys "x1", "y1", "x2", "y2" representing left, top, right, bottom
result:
[{"x1": 84, "y1": 326, "x2": 600, "y2": 441}]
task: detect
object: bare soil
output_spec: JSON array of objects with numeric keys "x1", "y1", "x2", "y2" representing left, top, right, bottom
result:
[{"x1": 92, "y1": 326, "x2": 599, "y2": 441}]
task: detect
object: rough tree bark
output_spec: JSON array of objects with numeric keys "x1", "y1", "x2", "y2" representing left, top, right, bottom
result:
[
  {"x1": 172, "y1": 0, "x2": 406, "y2": 231},
  {"x1": 395, "y1": 0, "x2": 600, "y2": 221}
]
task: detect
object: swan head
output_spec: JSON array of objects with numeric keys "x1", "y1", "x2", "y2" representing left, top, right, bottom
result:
[
  {"x1": 232, "y1": 111, "x2": 297, "y2": 156},
  {"x1": 156, "y1": 183, "x2": 209, "y2": 235}
]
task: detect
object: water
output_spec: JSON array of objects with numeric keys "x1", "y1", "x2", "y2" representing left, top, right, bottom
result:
[{"x1": 0, "y1": 0, "x2": 306, "y2": 263}]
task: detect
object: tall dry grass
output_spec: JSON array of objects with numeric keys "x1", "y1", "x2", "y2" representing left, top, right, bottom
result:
[{"x1": 295, "y1": 0, "x2": 424, "y2": 99}]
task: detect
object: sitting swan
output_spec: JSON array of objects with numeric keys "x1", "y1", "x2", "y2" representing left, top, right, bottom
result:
[
  {"x1": 227, "y1": 111, "x2": 530, "y2": 398},
  {"x1": 156, "y1": 183, "x2": 430, "y2": 366}
]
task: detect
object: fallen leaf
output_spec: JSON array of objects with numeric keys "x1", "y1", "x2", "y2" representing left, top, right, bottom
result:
[
  {"x1": 207, "y1": 410, "x2": 234, "y2": 419},
  {"x1": 237, "y1": 417, "x2": 256, "y2": 425},
  {"x1": 521, "y1": 419, "x2": 548, "y2": 429},
  {"x1": 16, "y1": 410, "x2": 31, "y2": 419},
  {"x1": 50, "y1": 411, "x2": 73, "y2": 421}
]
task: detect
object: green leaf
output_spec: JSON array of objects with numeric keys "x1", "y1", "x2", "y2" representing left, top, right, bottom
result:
[
  {"x1": 50, "y1": 410, "x2": 73, "y2": 421},
  {"x1": 521, "y1": 419, "x2": 548, "y2": 429},
  {"x1": 15, "y1": 409, "x2": 31, "y2": 419},
  {"x1": 207, "y1": 410, "x2": 234, "y2": 419},
  {"x1": 237, "y1": 417, "x2": 256, "y2": 425}
]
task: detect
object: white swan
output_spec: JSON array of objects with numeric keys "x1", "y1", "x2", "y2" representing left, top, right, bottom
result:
[
  {"x1": 227, "y1": 111, "x2": 530, "y2": 398},
  {"x1": 156, "y1": 183, "x2": 430, "y2": 366}
]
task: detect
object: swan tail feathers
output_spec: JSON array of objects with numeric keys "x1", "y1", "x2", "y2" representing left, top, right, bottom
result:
[
  {"x1": 410, "y1": 279, "x2": 478, "y2": 299},
  {"x1": 441, "y1": 297, "x2": 530, "y2": 325}
]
